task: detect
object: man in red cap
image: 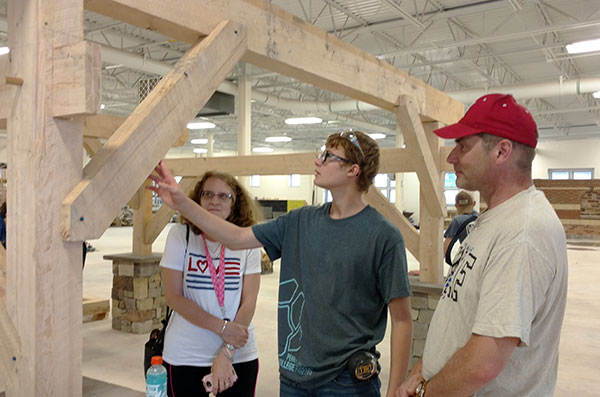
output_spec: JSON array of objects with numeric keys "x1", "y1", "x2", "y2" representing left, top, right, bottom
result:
[{"x1": 398, "y1": 94, "x2": 568, "y2": 396}]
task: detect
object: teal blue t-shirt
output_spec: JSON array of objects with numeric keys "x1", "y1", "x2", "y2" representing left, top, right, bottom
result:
[{"x1": 252, "y1": 203, "x2": 411, "y2": 387}]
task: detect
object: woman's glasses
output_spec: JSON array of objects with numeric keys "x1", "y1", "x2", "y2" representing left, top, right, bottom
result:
[{"x1": 200, "y1": 191, "x2": 233, "y2": 202}]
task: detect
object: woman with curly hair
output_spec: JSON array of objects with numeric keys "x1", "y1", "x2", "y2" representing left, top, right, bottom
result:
[{"x1": 160, "y1": 171, "x2": 261, "y2": 396}]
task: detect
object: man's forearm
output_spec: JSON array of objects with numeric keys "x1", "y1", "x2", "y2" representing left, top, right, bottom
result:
[{"x1": 423, "y1": 334, "x2": 518, "y2": 396}]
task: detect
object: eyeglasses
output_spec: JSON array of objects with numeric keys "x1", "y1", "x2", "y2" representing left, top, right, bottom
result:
[
  {"x1": 339, "y1": 130, "x2": 364, "y2": 159},
  {"x1": 317, "y1": 149, "x2": 352, "y2": 164},
  {"x1": 200, "y1": 190, "x2": 233, "y2": 202}
]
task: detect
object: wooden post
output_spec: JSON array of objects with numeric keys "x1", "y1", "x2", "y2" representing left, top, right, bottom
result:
[
  {"x1": 6, "y1": 0, "x2": 90, "y2": 395},
  {"x1": 417, "y1": 122, "x2": 445, "y2": 284},
  {"x1": 237, "y1": 63, "x2": 252, "y2": 188},
  {"x1": 132, "y1": 179, "x2": 153, "y2": 256}
]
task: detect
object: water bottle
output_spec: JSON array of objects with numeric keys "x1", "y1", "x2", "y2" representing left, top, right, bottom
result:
[{"x1": 146, "y1": 355, "x2": 167, "y2": 397}]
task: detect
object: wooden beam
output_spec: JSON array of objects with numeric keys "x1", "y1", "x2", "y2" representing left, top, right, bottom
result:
[
  {"x1": 83, "y1": 0, "x2": 464, "y2": 125},
  {"x1": 396, "y1": 96, "x2": 446, "y2": 218},
  {"x1": 53, "y1": 40, "x2": 101, "y2": 117},
  {"x1": 7, "y1": 0, "x2": 85, "y2": 394},
  {"x1": 364, "y1": 187, "x2": 419, "y2": 260},
  {"x1": 163, "y1": 147, "x2": 419, "y2": 177},
  {"x1": 144, "y1": 176, "x2": 199, "y2": 244},
  {"x1": 82, "y1": 113, "x2": 189, "y2": 146},
  {"x1": 62, "y1": 21, "x2": 247, "y2": 241},
  {"x1": 164, "y1": 152, "x2": 316, "y2": 177},
  {"x1": 83, "y1": 113, "x2": 124, "y2": 139}
]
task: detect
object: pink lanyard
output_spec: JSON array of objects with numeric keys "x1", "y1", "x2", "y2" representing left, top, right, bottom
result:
[{"x1": 201, "y1": 234, "x2": 227, "y2": 319}]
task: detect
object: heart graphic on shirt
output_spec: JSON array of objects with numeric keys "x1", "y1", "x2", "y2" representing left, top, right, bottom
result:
[{"x1": 196, "y1": 259, "x2": 209, "y2": 273}]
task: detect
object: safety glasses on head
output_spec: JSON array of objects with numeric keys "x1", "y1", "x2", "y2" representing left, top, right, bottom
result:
[{"x1": 339, "y1": 130, "x2": 365, "y2": 159}]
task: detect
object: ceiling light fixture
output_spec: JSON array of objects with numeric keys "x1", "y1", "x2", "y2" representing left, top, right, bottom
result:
[
  {"x1": 187, "y1": 122, "x2": 216, "y2": 130},
  {"x1": 190, "y1": 138, "x2": 208, "y2": 144},
  {"x1": 0, "y1": 47, "x2": 9, "y2": 56},
  {"x1": 193, "y1": 148, "x2": 207, "y2": 154},
  {"x1": 368, "y1": 133, "x2": 386, "y2": 140},
  {"x1": 566, "y1": 38, "x2": 600, "y2": 54},
  {"x1": 252, "y1": 147, "x2": 274, "y2": 153},
  {"x1": 284, "y1": 117, "x2": 322, "y2": 125},
  {"x1": 265, "y1": 136, "x2": 292, "y2": 143}
]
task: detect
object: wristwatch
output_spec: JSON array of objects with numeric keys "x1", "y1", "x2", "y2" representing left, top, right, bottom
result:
[{"x1": 415, "y1": 380, "x2": 428, "y2": 397}]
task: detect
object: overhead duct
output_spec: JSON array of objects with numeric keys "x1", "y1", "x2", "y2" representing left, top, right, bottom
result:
[
  {"x1": 99, "y1": 45, "x2": 381, "y2": 114},
  {"x1": 446, "y1": 78, "x2": 600, "y2": 103}
]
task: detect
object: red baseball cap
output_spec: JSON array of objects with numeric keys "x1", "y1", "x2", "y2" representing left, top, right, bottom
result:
[{"x1": 433, "y1": 94, "x2": 538, "y2": 148}]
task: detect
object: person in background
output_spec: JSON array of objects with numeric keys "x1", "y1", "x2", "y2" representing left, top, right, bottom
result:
[
  {"x1": 150, "y1": 130, "x2": 413, "y2": 397},
  {"x1": 160, "y1": 171, "x2": 261, "y2": 396},
  {"x1": 397, "y1": 93, "x2": 568, "y2": 396},
  {"x1": 442, "y1": 190, "x2": 478, "y2": 262}
]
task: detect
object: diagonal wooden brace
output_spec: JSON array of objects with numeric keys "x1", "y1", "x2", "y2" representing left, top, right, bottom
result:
[
  {"x1": 396, "y1": 95, "x2": 446, "y2": 219},
  {"x1": 365, "y1": 187, "x2": 420, "y2": 260},
  {"x1": 61, "y1": 20, "x2": 247, "y2": 241}
]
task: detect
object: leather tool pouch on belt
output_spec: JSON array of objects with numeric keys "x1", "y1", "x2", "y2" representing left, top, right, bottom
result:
[{"x1": 347, "y1": 350, "x2": 380, "y2": 380}]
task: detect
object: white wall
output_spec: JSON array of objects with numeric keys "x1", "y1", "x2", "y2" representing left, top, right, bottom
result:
[
  {"x1": 533, "y1": 138, "x2": 600, "y2": 179},
  {"x1": 248, "y1": 174, "x2": 314, "y2": 203}
]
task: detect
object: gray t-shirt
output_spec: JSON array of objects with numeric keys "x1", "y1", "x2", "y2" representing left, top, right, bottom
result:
[
  {"x1": 423, "y1": 186, "x2": 568, "y2": 396},
  {"x1": 252, "y1": 203, "x2": 411, "y2": 387}
]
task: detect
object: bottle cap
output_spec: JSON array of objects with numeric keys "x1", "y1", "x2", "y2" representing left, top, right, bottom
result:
[{"x1": 151, "y1": 356, "x2": 163, "y2": 365}]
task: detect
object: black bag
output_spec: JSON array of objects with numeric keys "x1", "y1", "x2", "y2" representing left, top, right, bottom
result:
[
  {"x1": 144, "y1": 307, "x2": 172, "y2": 374},
  {"x1": 143, "y1": 224, "x2": 190, "y2": 374}
]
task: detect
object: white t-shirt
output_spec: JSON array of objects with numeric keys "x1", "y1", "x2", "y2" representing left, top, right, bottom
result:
[
  {"x1": 160, "y1": 224, "x2": 261, "y2": 366},
  {"x1": 423, "y1": 186, "x2": 568, "y2": 396}
]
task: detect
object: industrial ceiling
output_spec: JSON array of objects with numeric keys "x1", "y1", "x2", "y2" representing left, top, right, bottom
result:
[{"x1": 2, "y1": 0, "x2": 600, "y2": 156}]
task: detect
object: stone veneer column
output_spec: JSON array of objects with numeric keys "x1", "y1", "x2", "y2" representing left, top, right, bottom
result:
[
  {"x1": 104, "y1": 253, "x2": 165, "y2": 334},
  {"x1": 408, "y1": 279, "x2": 443, "y2": 370}
]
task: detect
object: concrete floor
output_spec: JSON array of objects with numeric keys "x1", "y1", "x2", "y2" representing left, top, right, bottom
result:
[{"x1": 3, "y1": 225, "x2": 598, "y2": 395}]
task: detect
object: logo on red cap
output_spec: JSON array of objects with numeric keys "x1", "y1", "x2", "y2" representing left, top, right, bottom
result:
[{"x1": 433, "y1": 94, "x2": 538, "y2": 148}]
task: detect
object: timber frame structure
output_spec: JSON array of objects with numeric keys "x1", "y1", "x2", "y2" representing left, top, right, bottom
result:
[{"x1": 0, "y1": 0, "x2": 463, "y2": 395}]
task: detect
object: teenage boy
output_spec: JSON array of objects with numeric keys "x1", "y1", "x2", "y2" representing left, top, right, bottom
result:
[{"x1": 150, "y1": 130, "x2": 412, "y2": 396}]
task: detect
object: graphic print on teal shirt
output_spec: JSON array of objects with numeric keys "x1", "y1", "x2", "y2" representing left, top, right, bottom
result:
[{"x1": 278, "y1": 278, "x2": 312, "y2": 376}]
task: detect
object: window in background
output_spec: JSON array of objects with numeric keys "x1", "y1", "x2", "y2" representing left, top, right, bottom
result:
[
  {"x1": 289, "y1": 174, "x2": 301, "y2": 187},
  {"x1": 250, "y1": 174, "x2": 260, "y2": 187},
  {"x1": 375, "y1": 173, "x2": 396, "y2": 203},
  {"x1": 323, "y1": 173, "x2": 397, "y2": 203},
  {"x1": 549, "y1": 168, "x2": 593, "y2": 180}
]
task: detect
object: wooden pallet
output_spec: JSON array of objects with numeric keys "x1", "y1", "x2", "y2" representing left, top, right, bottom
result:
[{"x1": 83, "y1": 297, "x2": 110, "y2": 323}]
